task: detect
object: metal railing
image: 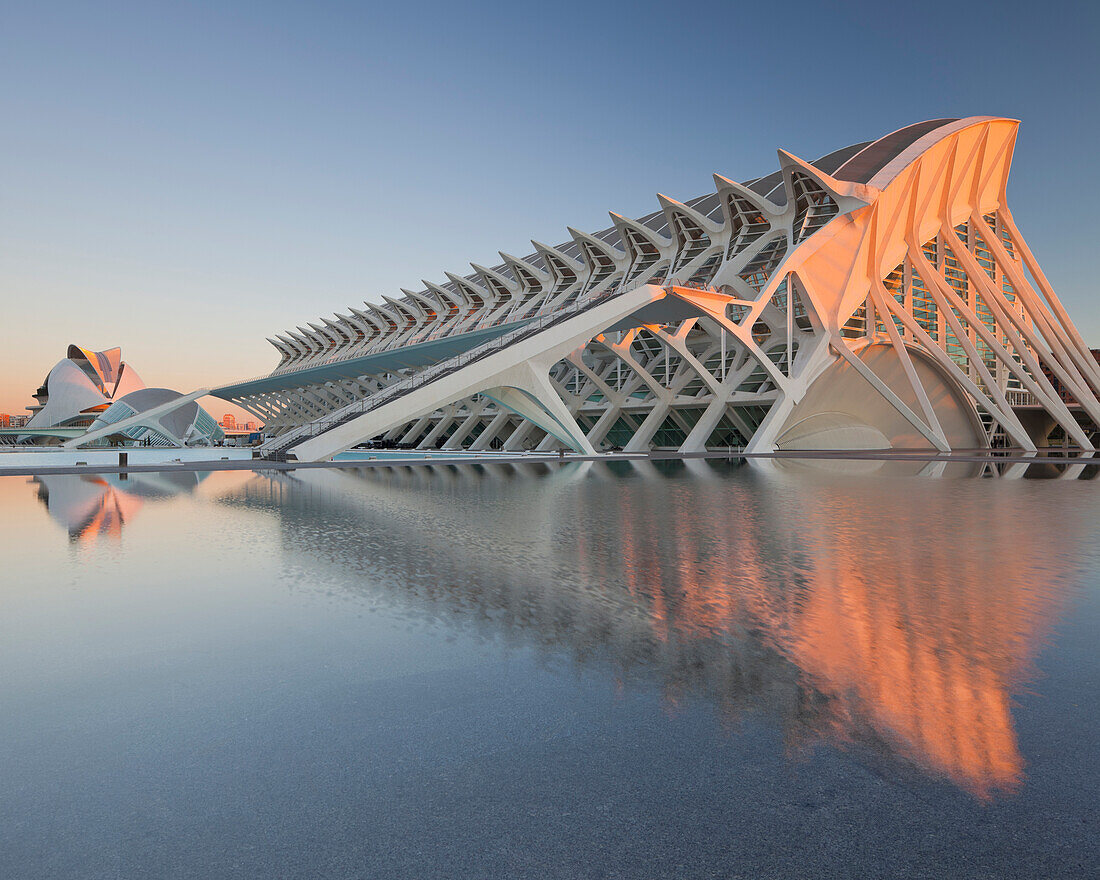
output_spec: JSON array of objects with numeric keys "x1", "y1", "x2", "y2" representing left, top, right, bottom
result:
[{"x1": 1006, "y1": 389, "x2": 1039, "y2": 407}]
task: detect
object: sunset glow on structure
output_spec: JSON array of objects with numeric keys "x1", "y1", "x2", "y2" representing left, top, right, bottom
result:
[
  {"x1": 4, "y1": 345, "x2": 226, "y2": 448},
  {"x1": 209, "y1": 118, "x2": 1100, "y2": 463},
  {"x1": 608, "y1": 491, "x2": 1051, "y2": 799}
]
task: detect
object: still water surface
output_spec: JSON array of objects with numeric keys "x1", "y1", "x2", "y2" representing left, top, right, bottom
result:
[{"x1": 1, "y1": 461, "x2": 1098, "y2": 878}]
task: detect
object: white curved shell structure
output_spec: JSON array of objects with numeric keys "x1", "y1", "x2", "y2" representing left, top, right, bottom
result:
[
  {"x1": 21, "y1": 346, "x2": 222, "y2": 447},
  {"x1": 25, "y1": 345, "x2": 146, "y2": 430}
]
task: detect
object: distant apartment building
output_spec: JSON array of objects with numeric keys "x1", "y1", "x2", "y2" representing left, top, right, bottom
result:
[
  {"x1": 212, "y1": 413, "x2": 263, "y2": 446},
  {"x1": 219, "y1": 414, "x2": 261, "y2": 434}
]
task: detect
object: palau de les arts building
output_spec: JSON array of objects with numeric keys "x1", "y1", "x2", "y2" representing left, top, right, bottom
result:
[
  {"x1": 44, "y1": 116, "x2": 1100, "y2": 461},
  {"x1": 12, "y1": 345, "x2": 223, "y2": 448}
]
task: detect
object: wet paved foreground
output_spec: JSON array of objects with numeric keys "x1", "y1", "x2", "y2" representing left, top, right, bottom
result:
[{"x1": 0, "y1": 461, "x2": 1098, "y2": 878}]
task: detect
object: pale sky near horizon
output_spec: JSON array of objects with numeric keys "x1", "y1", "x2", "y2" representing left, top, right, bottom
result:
[{"x1": 2, "y1": 0, "x2": 1098, "y2": 419}]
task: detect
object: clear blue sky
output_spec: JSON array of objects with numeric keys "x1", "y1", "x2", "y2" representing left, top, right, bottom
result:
[{"x1": 1, "y1": 0, "x2": 1098, "y2": 415}]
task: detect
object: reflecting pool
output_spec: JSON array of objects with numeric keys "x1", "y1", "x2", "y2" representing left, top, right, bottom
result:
[{"x1": 1, "y1": 461, "x2": 1098, "y2": 878}]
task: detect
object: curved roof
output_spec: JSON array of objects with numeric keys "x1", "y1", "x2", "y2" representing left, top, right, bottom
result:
[
  {"x1": 26, "y1": 358, "x2": 111, "y2": 429},
  {"x1": 507, "y1": 119, "x2": 986, "y2": 250},
  {"x1": 113, "y1": 387, "x2": 182, "y2": 411},
  {"x1": 66, "y1": 345, "x2": 122, "y2": 391},
  {"x1": 87, "y1": 387, "x2": 222, "y2": 445},
  {"x1": 832, "y1": 119, "x2": 959, "y2": 184}
]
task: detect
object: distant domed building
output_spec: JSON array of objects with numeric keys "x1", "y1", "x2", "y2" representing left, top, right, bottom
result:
[
  {"x1": 85, "y1": 387, "x2": 223, "y2": 447},
  {"x1": 17, "y1": 345, "x2": 223, "y2": 447}
]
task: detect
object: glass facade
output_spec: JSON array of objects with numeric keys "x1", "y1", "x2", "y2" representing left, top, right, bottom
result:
[
  {"x1": 791, "y1": 172, "x2": 839, "y2": 244},
  {"x1": 840, "y1": 301, "x2": 867, "y2": 338},
  {"x1": 876, "y1": 264, "x2": 906, "y2": 335},
  {"x1": 670, "y1": 214, "x2": 711, "y2": 276},
  {"x1": 739, "y1": 238, "x2": 787, "y2": 292},
  {"x1": 911, "y1": 255, "x2": 938, "y2": 341},
  {"x1": 942, "y1": 242, "x2": 970, "y2": 370},
  {"x1": 828, "y1": 216, "x2": 1036, "y2": 401},
  {"x1": 725, "y1": 194, "x2": 770, "y2": 260}
]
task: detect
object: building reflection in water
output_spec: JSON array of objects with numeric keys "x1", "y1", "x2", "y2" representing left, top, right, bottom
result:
[
  {"x1": 34, "y1": 471, "x2": 207, "y2": 543},
  {"x1": 233, "y1": 459, "x2": 1080, "y2": 799}
]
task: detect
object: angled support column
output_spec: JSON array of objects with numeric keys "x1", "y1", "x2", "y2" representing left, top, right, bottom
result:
[
  {"x1": 469, "y1": 412, "x2": 512, "y2": 451},
  {"x1": 868, "y1": 280, "x2": 949, "y2": 448},
  {"x1": 679, "y1": 352, "x2": 761, "y2": 452},
  {"x1": 910, "y1": 248, "x2": 1039, "y2": 449},
  {"x1": 829, "y1": 337, "x2": 951, "y2": 452},
  {"x1": 502, "y1": 419, "x2": 538, "y2": 451},
  {"x1": 485, "y1": 360, "x2": 597, "y2": 454},
  {"x1": 584, "y1": 404, "x2": 627, "y2": 449},
  {"x1": 443, "y1": 398, "x2": 490, "y2": 450},
  {"x1": 419, "y1": 411, "x2": 458, "y2": 449},
  {"x1": 943, "y1": 223, "x2": 1100, "y2": 433},
  {"x1": 878, "y1": 287, "x2": 1036, "y2": 451},
  {"x1": 993, "y1": 210, "x2": 1100, "y2": 390},
  {"x1": 623, "y1": 401, "x2": 672, "y2": 452},
  {"x1": 681, "y1": 398, "x2": 731, "y2": 452},
  {"x1": 400, "y1": 415, "x2": 434, "y2": 445}
]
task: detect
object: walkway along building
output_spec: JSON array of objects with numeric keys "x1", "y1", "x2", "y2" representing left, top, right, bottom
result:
[{"x1": 209, "y1": 117, "x2": 1100, "y2": 461}]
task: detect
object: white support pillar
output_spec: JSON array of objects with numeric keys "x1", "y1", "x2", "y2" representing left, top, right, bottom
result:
[{"x1": 469, "y1": 412, "x2": 512, "y2": 451}]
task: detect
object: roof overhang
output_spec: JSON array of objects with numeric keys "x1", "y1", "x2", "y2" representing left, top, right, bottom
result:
[{"x1": 211, "y1": 320, "x2": 529, "y2": 399}]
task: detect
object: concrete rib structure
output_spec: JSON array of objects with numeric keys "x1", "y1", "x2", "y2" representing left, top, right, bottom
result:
[{"x1": 211, "y1": 117, "x2": 1100, "y2": 461}]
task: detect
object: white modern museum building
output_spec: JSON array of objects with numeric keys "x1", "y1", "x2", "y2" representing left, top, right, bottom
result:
[{"x1": 128, "y1": 118, "x2": 1100, "y2": 461}]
